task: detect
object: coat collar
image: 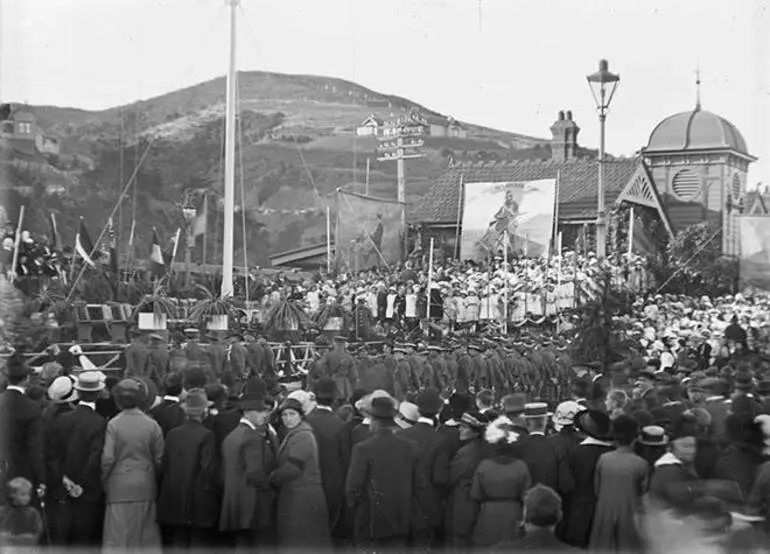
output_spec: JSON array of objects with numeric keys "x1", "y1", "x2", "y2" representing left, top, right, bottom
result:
[{"x1": 654, "y1": 452, "x2": 683, "y2": 467}]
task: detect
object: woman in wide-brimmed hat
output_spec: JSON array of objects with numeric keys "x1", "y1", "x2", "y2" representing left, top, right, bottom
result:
[
  {"x1": 470, "y1": 415, "x2": 531, "y2": 547},
  {"x1": 445, "y1": 410, "x2": 490, "y2": 549},
  {"x1": 101, "y1": 378, "x2": 164, "y2": 553},
  {"x1": 269, "y1": 396, "x2": 331, "y2": 551}
]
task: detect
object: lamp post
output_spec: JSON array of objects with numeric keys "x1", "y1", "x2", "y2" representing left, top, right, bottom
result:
[
  {"x1": 180, "y1": 189, "x2": 197, "y2": 289},
  {"x1": 587, "y1": 59, "x2": 620, "y2": 259}
]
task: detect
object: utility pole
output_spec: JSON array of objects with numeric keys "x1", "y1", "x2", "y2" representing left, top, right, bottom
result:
[{"x1": 377, "y1": 110, "x2": 425, "y2": 259}]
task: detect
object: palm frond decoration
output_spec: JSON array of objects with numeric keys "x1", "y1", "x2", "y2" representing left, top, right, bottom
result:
[
  {"x1": 133, "y1": 280, "x2": 178, "y2": 318},
  {"x1": 189, "y1": 284, "x2": 239, "y2": 320},
  {"x1": 265, "y1": 298, "x2": 312, "y2": 334}
]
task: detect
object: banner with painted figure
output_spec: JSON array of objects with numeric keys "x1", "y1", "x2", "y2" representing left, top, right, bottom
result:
[
  {"x1": 461, "y1": 179, "x2": 557, "y2": 260},
  {"x1": 740, "y1": 215, "x2": 770, "y2": 290},
  {"x1": 335, "y1": 190, "x2": 404, "y2": 271}
]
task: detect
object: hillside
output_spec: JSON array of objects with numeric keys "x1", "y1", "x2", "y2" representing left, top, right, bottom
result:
[{"x1": 2, "y1": 71, "x2": 554, "y2": 267}]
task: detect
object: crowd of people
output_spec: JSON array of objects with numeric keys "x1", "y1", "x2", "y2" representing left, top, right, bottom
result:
[{"x1": 3, "y1": 308, "x2": 770, "y2": 553}]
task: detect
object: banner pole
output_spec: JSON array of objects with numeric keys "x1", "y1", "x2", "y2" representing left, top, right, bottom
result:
[
  {"x1": 454, "y1": 173, "x2": 464, "y2": 260},
  {"x1": 9, "y1": 206, "x2": 25, "y2": 280},
  {"x1": 426, "y1": 237, "x2": 434, "y2": 324},
  {"x1": 326, "y1": 204, "x2": 332, "y2": 274}
]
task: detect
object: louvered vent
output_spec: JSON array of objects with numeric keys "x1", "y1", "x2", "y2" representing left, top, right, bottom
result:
[
  {"x1": 732, "y1": 173, "x2": 742, "y2": 199},
  {"x1": 671, "y1": 170, "x2": 701, "y2": 200}
]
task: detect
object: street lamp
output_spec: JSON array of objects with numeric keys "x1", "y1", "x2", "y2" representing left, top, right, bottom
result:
[
  {"x1": 587, "y1": 59, "x2": 620, "y2": 259},
  {"x1": 180, "y1": 189, "x2": 197, "y2": 288}
]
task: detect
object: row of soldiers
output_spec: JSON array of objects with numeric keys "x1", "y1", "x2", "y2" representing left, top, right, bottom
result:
[{"x1": 116, "y1": 327, "x2": 578, "y2": 404}]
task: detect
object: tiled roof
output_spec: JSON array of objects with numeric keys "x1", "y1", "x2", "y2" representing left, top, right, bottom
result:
[{"x1": 411, "y1": 157, "x2": 640, "y2": 224}]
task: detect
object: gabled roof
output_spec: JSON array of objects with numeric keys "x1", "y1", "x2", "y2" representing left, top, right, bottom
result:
[
  {"x1": 746, "y1": 189, "x2": 770, "y2": 215},
  {"x1": 411, "y1": 157, "x2": 640, "y2": 224},
  {"x1": 359, "y1": 114, "x2": 383, "y2": 126}
]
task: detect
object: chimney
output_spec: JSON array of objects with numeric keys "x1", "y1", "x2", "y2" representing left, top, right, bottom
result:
[{"x1": 550, "y1": 110, "x2": 580, "y2": 162}]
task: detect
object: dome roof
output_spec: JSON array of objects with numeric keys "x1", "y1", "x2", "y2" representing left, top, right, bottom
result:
[{"x1": 645, "y1": 108, "x2": 749, "y2": 155}]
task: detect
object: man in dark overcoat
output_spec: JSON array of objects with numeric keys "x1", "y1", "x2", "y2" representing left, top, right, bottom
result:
[
  {"x1": 305, "y1": 378, "x2": 350, "y2": 542},
  {"x1": 520, "y1": 403, "x2": 574, "y2": 498},
  {"x1": 150, "y1": 372, "x2": 186, "y2": 437},
  {"x1": 0, "y1": 354, "x2": 45, "y2": 500},
  {"x1": 52, "y1": 371, "x2": 107, "y2": 547},
  {"x1": 157, "y1": 389, "x2": 218, "y2": 548},
  {"x1": 346, "y1": 396, "x2": 426, "y2": 549},
  {"x1": 398, "y1": 388, "x2": 451, "y2": 549},
  {"x1": 219, "y1": 389, "x2": 277, "y2": 551}
]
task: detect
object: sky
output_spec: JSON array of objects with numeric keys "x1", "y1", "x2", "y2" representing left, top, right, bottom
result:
[{"x1": 3, "y1": 0, "x2": 769, "y2": 187}]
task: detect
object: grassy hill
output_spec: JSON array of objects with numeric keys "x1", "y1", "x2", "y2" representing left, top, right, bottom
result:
[{"x1": 2, "y1": 71, "x2": 555, "y2": 267}]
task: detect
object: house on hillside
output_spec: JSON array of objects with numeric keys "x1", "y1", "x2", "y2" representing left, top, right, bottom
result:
[
  {"x1": 0, "y1": 104, "x2": 60, "y2": 156},
  {"x1": 356, "y1": 114, "x2": 383, "y2": 137},
  {"x1": 446, "y1": 117, "x2": 468, "y2": 139}
]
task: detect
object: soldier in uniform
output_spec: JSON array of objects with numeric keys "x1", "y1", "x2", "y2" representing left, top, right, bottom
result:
[
  {"x1": 325, "y1": 336, "x2": 357, "y2": 401},
  {"x1": 124, "y1": 329, "x2": 149, "y2": 378},
  {"x1": 182, "y1": 328, "x2": 206, "y2": 371},
  {"x1": 146, "y1": 333, "x2": 170, "y2": 389}
]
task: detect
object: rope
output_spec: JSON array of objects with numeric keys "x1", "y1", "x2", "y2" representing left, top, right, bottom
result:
[
  {"x1": 65, "y1": 138, "x2": 156, "y2": 303},
  {"x1": 654, "y1": 225, "x2": 722, "y2": 295}
]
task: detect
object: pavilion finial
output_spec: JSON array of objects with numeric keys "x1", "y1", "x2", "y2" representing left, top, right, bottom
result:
[{"x1": 695, "y1": 60, "x2": 702, "y2": 111}]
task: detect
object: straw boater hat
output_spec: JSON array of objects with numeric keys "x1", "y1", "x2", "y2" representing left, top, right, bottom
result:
[
  {"x1": 47, "y1": 375, "x2": 78, "y2": 404},
  {"x1": 75, "y1": 371, "x2": 105, "y2": 393}
]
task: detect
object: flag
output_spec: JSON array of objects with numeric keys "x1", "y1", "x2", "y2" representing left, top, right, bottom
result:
[
  {"x1": 192, "y1": 194, "x2": 207, "y2": 237},
  {"x1": 163, "y1": 228, "x2": 181, "y2": 267},
  {"x1": 75, "y1": 218, "x2": 96, "y2": 268},
  {"x1": 149, "y1": 227, "x2": 165, "y2": 277},
  {"x1": 103, "y1": 217, "x2": 119, "y2": 274},
  {"x1": 48, "y1": 212, "x2": 59, "y2": 249}
]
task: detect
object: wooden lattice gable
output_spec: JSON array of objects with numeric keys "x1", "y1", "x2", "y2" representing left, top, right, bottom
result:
[
  {"x1": 615, "y1": 163, "x2": 675, "y2": 237},
  {"x1": 748, "y1": 193, "x2": 769, "y2": 215}
]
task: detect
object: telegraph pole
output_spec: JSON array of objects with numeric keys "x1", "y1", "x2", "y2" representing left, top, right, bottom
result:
[{"x1": 377, "y1": 110, "x2": 425, "y2": 259}]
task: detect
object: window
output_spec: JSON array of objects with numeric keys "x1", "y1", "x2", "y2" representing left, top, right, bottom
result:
[
  {"x1": 17, "y1": 122, "x2": 32, "y2": 134},
  {"x1": 671, "y1": 169, "x2": 701, "y2": 201},
  {"x1": 732, "y1": 173, "x2": 742, "y2": 200}
]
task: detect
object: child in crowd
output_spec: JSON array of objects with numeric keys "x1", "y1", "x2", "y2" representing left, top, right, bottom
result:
[{"x1": 0, "y1": 477, "x2": 43, "y2": 552}]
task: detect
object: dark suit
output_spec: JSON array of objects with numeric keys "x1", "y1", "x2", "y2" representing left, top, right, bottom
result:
[
  {"x1": 306, "y1": 407, "x2": 350, "y2": 535},
  {"x1": 0, "y1": 388, "x2": 45, "y2": 492},
  {"x1": 398, "y1": 421, "x2": 450, "y2": 545},
  {"x1": 346, "y1": 428, "x2": 425, "y2": 546},
  {"x1": 205, "y1": 408, "x2": 242, "y2": 456},
  {"x1": 150, "y1": 398, "x2": 186, "y2": 437},
  {"x1": 157, "y1": 420, "x2": 218, "y2": 548},
  {"x1": 52, "y1": 403, "x2": 107, "y2": 547},
  {"x1": 704, "y1": 397, "x2": 729, "y2": 444},
  {"x1": 520, "y1": 433, "x2": 574, "y2": 497}
]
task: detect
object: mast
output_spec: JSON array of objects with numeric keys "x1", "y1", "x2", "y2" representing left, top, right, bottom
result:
[{"x1": 221, "y1": 0, "x2": 239, "y2": 298}]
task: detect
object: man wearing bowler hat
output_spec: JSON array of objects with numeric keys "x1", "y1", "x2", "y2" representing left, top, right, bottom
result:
[
  {"x1": 346, "y1": 395, "x2": 424, "y2": 549},
  {"x1": 306, "y1": 378, "x2": 349, "y2": 542},
  {"x1": 220, "y1": 386, "x2": 277, "y2": 550},
  {"x1": 52, "y1": 371, "x2": 108, "y2": 547}
]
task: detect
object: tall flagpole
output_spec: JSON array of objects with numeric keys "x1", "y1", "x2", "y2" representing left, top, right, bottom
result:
[
  {"x1": 627, "y1": 205, "x2": 635, "y2": 255},
  {"x1": 221, "y1": 0, "x2": 239, "y2": 298},
  {"x1": 326, "y1": 204, "x2": 332, "y2": 274},
  {"x1": 503, "y1": 229, "x2": 508, "y2": 335}
]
